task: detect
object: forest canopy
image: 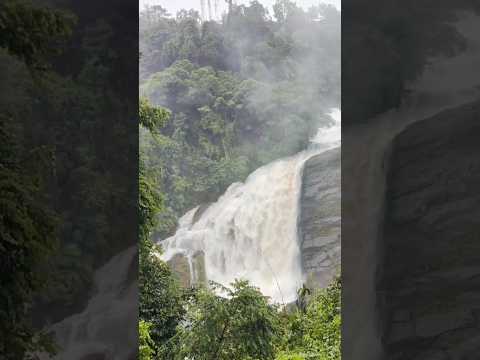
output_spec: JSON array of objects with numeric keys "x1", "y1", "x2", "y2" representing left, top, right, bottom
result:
[{"x1": 140, "y1": 0, "x2": 340, "y2": 237}]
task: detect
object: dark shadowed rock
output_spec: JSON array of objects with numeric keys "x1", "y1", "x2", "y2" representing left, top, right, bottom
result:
[{"x1": 382, "y1": 100, "x2": 480, "y2": 359}]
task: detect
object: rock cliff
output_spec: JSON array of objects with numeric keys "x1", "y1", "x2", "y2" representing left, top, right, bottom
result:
[
  {"x1": 168, "y1": 250, "x2": 207, "y2": 288},
  {"x1": 381, "y1": 100, "x2": 480, "y2": 359},
  {"x1": 299, "y1": 147, "x2": 341, "y2": 289}
]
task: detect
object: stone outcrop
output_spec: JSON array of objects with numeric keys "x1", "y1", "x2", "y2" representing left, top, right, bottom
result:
[
  {"x1": 299, "y1": 147, "x2": 341, "y2": 289},
  {"x1": 168, "y1": 253, "x2": 192, "y2": 288},
  {"x1": 165, "y1": 204, "x2": 210, "y2": 288},
  {"x1": 167, "y1": 251, "x2": 207, "y2": 288},
  {"x1": 381, "y1": 100, "x2": 480, "y2": 359}
]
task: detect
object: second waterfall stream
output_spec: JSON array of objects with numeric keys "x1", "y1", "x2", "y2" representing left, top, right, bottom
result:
[{"x1": 159, "y1": 108, "x2": 341, "y2": 303}]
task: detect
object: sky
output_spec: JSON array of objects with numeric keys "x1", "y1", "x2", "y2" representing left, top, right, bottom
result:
[{"x1": 139, "y1": 0, "x2": 341, "y2": 18}]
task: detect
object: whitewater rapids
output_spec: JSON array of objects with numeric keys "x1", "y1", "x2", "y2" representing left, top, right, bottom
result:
[{"x1": 160, "y1": 108, "x2": 340, "y2": 303}]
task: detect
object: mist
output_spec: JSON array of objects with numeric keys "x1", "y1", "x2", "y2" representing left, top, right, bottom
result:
[
  {"x1": 140, "y1": 1, "x2": 340, "y2": 146},
  {"x1": 139, "y1": 0, "x2": 341, "y2": 19},
  {"x1": 139, "y1": 0, "x2": 340, "y2": 225}
]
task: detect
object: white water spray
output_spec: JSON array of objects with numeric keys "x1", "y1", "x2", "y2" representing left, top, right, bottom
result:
[{"x1": 160, "y1": 108, "x2": 341, "y2": 303}]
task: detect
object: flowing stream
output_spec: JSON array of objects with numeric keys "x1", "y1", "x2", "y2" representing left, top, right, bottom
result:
[{"x1": 160, "y1": 108, "x2": 341, "y2": 303}]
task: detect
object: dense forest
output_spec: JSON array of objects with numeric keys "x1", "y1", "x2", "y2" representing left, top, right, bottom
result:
[
  {"x1": 0, "y1": 0, "x2": 137, "y2": 357},
  {"x1": 139, "y1": 1, "x2": 341, "y2": 359}
]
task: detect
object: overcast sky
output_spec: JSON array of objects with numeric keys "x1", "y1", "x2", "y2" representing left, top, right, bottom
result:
[{"x1": 139, "y1": 0, "x2": 341, "y2": 18}]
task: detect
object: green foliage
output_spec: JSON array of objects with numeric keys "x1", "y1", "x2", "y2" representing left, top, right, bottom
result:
[
  {"x1": 140, "y1": 97, "x2": 171, "y2": 134},
  {"x1": 139, "y1": 320, "x2": 155, "y2": 360},
  {"x1": 172, "y1": 280, "x2": 281, "y2": 360},
  {"x1": 138, "y1": 99, "x2": 185, "y2": 356},
  {"x1": 0, "y1": 1, "x2": 75, "y2": 356},
  {"x1": 35, "y1": 5, "x2": 139, "y2": 316},
  {"x1": 279, "y1": 278, "x2": 341, "y2": 360},
  {"x1": 0, "y1": 0, "x2": 75, "y2": 70},
  {"x1": 1, "y1": 0, "x2": 139, "y2": 353},
  {"x1": 0, "y1": 118, "x2": 58, "y2": 357},
  {"x1": 139, "y1": 249, "x2": 185, "y2": 353},
  {"x1": 138, "y1": 97, "x2": 171, "y2": 250},
  {"x1": 139, "y1": 161, "x2": 162, "y2": 253},
  {"x1": 275, "y1": 352, "x2": 306, "y2": 360},
  {"x1": 152, "y1": 278, "x2": 341, "y2": 360}
]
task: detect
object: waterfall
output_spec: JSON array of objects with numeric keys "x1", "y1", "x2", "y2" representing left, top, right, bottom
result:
[
  {"x1": 39, "y1": 247, "x2": 138, "y2": 359},
  {"x1": 160, "y1": 108, "x2": 341, "y2": 303}
]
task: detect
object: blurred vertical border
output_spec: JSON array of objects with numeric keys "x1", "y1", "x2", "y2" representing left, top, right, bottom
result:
[
  {"x1": 342, "y1": 1, "x2": 480, "y2": 359},
  {"x1": 0, "y1": 0, "x2": 138, "y2": 358}
]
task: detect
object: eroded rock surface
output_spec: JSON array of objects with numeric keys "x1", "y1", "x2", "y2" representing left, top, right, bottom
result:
[
  {"x1": 382, "y1": 100, "x2": 480, "y2": 359},
  {"x1": 299, "y1": 147, "x2": 341, "y2": 289}
]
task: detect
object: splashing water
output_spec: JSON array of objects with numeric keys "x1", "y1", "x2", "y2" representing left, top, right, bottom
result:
[
  {"x1": 160, "y1": 108, "x2": 341, "y2": 303},
  {"x1": 311, "y1": 108, "x2": 341, "y2": 148}
]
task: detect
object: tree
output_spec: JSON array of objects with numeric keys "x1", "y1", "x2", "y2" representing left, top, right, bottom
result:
[
  {"x1": 162, "y1": 14, "x2": 202, "y2": 68},
  {"x1": 138, "y1": 99, "x2": 185, "y2": 355},
  {"x1": 272, "y1": 0, "x2": 305, "y2": 26},
  {"x1": 174, "y1": 280, "x2": 282, "y2": 360},
  {"x1": 0, "y1": 119, "x2": 58, "y2": 358},
  {"x1": 140, "y1": 97, "x2": 171, "y2": 134},
  {"x1": 138, "y1": 97, "x2": 170, "y2": 255},
  {"x1": 0, "y1": 1, "x2": 75, "y2": 357},
  {"x1": 139, "y1": 97, "x2": 170, "y2": 249},
  {"x1": 139, "y1": 320, "x2": 155, "y2": 360},
  {"x1": 279, "y1": 278, "x2": 341, "y2": 360},
  {"x1": 0, "y1": 0, "x2": 75, "y2": 70}
]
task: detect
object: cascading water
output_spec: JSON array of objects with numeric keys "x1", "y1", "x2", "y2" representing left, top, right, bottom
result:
[
  {"x1": 38, "y1": 247, "x2": 138, "y2": 360},
  {"x1": 160, "y1": 108, "x2": 341, "y2": 303}
]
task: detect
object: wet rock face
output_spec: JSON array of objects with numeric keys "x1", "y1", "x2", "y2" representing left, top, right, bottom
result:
[
  {"x1": 299, "y1": 147, "x2": 341, "y2": 289},
  {"x1": 168, "y1": 253, "x2": 192, "y2": 288},
  {"x1": 382, "y1": 101, "x2": 480, "y2": 359},
  {"x1": 167, "y1": 251, "x2": 207, "y2": 288}
]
